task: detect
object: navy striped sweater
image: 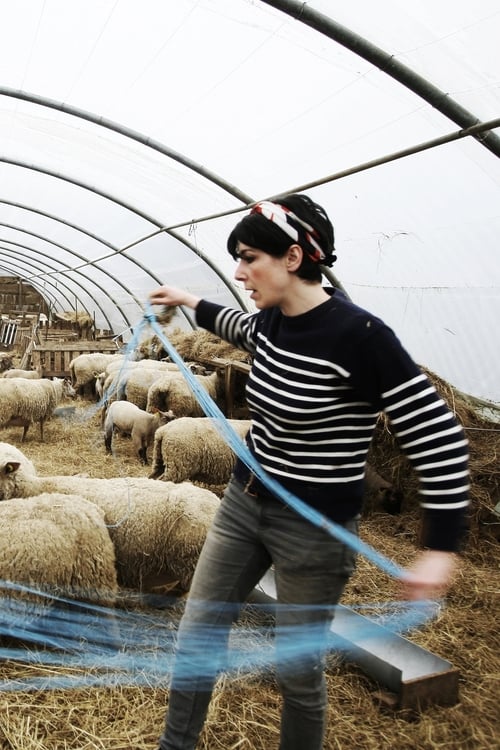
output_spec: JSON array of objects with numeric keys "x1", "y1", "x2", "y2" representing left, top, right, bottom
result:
[{"x1": 196, "y1": 290, "x2": 469, "y2": 551}]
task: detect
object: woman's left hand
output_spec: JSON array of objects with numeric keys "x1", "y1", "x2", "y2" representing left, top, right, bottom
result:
[{"x1": 400, "y1": 549, "x2": 459, "y2": 601}]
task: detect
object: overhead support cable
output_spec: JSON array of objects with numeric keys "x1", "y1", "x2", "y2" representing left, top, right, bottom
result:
[
  {"x1": 260, "y1": 0, "x2": 500, "y2": 158},
  {"x1": 277, "y1": 117, "x2": 500, "y2": 195}
]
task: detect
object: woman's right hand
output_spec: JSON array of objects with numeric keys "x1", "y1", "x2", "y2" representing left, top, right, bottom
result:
[{"x1": 149, "y1": 285, "x2": 201, "y2": 310}]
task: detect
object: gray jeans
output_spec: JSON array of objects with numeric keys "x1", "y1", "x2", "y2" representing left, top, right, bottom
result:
[{"x1": 159, "y1": 476, "x2": 359, "y2": 750}]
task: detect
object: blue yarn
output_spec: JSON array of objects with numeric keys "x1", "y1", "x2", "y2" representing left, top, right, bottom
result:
[{"x1": 0, "y1": 581, "x2": 439, "y2": 692}]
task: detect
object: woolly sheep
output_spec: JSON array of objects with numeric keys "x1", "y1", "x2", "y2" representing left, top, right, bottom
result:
[
  {"x1": 149, "y1": 417, "x2": 251, "y2": 487},
  {"x1": 2, "y1": 368, "x2": 41, "y2": 379},
  {"x1": 69, "y1": 352, "x2": 126, "y2": 395},
  {"x1": 146, "y1": 370, "x2": 223, "y2": 417},
  {"x1": 103, "y1": 400, "x2": 174, "y2": 464},
  {"x1": 96, "y1": 361, "x2": 179, "y2": 413},
  {"x1": 119, "y1": 367, "x2": 185, "y2": 409},
  {"x1": 0, "y1": 376, "x2": 76, "y2": 441},
  {"x1": 99, "y1": 360, "x2": 206, "y2": 407},
  {"x1": 0, "y1": 493, "x2": 118, "y2": 613},
  {"x1": 0, "y1": 443, "x2": 220, "y2": 593}
]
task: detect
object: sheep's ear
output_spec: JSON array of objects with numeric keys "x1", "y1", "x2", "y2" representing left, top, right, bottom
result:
[{"x1": 4, "y1": 461, "x2": 21, "y2": 475}]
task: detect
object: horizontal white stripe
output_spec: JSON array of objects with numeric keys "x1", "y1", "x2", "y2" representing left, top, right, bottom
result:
[
  {"x1": 394, "y1": 411, "x2": 452, "y2": 438},
  {"x1": 400, "y1": 423, "x2": 463, "y2": 450},
  {"x1": 389, "y1": 398, "x2": 447, "y2": 425},
  {"x1": 382, "y1": 372, "x2": 427, "y2": 398},
  {"x1": 420, "y1": 499, "x2": 470, "y2": 509}
]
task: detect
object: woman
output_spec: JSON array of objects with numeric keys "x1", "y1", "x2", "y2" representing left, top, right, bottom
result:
[{"x1": 149, "y1": 194, "x2": 469, "y2": 750}]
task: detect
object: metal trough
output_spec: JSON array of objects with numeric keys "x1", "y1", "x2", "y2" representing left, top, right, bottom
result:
[{"x1": 251, "y1": 569, "x2": 459, "y2": 710}]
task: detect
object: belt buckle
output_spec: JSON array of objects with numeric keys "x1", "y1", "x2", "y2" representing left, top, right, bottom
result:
[{"x1": 244, "y1": 473, "x2": 259, "y2": 498}]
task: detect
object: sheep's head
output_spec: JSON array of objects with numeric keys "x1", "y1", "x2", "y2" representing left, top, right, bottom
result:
[{"x1": 0, "y1": 443, "x2": 37, "y2": 500}]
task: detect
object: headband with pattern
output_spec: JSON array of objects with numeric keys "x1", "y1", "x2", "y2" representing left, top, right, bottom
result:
[{"x1": 250, "y1": 201, "x2": 326, "y2": 263}]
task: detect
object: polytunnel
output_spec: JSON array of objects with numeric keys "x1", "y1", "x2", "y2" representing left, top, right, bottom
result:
[{"x1": 0, "y1": 0, "x2": 499, "y2": 401}]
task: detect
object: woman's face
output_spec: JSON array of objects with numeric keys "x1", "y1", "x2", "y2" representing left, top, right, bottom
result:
[{"x1": 233, "y1": 243, "x2": 291, "y2": 309}]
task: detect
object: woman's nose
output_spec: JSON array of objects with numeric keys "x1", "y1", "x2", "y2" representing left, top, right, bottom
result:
[{"x1": 234, "y1": 261, "x2": 245, "y2": 280}]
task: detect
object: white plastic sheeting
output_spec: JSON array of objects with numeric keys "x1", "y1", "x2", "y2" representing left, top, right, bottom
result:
[{"x1": 0, "y1": 0, "x2": 498, "y2": 400}]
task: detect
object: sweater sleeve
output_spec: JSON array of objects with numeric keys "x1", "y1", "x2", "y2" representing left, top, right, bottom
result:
[
  {"x1": 195, "y1": 299, "x2": 259, "y2": 355},
  {"x1": 351, "y1": 326, "x2": 470, "y2": 552}
]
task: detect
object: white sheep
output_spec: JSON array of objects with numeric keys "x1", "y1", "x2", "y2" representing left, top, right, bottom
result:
[
  {"x1": 149, "y1": 417, "x2": 251, "y2": 487},
  {"x1": 2, "y1": 368, "x2": 41, "y2": 379},
  {"x1": 0, "y1": 442, "x2": 220, "y2": 593},
  {"x1": 103, "y1": 400, "x2": 174, "y2": 464},
  {"x1": 69, "y1": 352, "x2": 126, "y2": 396},
  {"x1": 0, "y1": 442, "x2": 37, "y2": 499},
  {"x1": 99, "y1": 360, "x2": 203, "y2": 407},
  {"x1": 119, "y1": 367, "x2": 184, "y2": 409},
  {"x1": 0, "y1": 377, "x2": 76, "y2": 441},
  {"x1": 146, "y1": 370, "x2": 223, "y2": 417},
  {"x1": 0, "y1": 493, "x2": 118, "y2": 614}
]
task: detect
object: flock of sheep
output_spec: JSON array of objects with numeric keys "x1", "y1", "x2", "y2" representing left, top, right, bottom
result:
[{"x1": 0, "y1": 340, "x2": 251, "y2": 626}]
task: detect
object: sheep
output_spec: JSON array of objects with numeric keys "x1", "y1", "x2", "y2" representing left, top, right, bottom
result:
[
  {"x1": 149, "y1": 417, "x2": 251, "y2": 489},
  {"x1": 0, "y1": 442, "x2": 37, "y2": 498},
  {"x1": 0, "y1": 442, "x2": 220, "y2": 593},
  {"x1": 96, "y1": 361, "x2": 181, "y2": 418},
  {"x1": 0, "y1": 493, "x2": 118, "y2": 617},
  {"x1": 99, "y1": 360, "x2": 205, "y2": 408},
  {"x1": 0, "y1": 377, "x2": 77, "y2": 441},
  {"x1": 103, "y1": 400, "x2": 174, "y2": 464},
  {"x1": 119, "y1": 367, "x2": 185, "y2": 409},
  {"x1": 2, "y1": 368, "x2": 42, "y2": 379},
  {"x1": 69, "y1": 352, "x2": 126, "y2": 396},
  {"x1": 146, "y1": 370, "x2": 224, "y2": 417}
]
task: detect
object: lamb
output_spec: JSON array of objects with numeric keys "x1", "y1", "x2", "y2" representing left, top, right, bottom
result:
[
  {"x1": 146, "y1": 370, "x2": 224, "y2": 417},
  {"x1": 149, "y1": 417, "x2": 251, "y2": 488},
  {"x1": 2, "y1": 368, "x2": 41, "y2": 379},
  {"x1": 0, "y1": 493, "x2": 118, "y2": 615},
  {"x1": 103, "y1": 400, "x2": 174, "y2": 464},
  {"x1": 0, "y1": 442, "x2": 220, "y2": 593},
  {"x1": 0, "y1": 376, "x2": 76, "y2": 441}
]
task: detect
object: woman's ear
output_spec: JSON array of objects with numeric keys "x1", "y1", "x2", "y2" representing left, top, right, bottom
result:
[{"x1": 286, "y1": 244, "x2": 303, "y2": 271}]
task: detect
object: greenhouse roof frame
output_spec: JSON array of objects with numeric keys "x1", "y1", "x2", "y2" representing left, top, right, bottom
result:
[{"x1": 0, "y1": 0, "x2": 498, "y2": 400}]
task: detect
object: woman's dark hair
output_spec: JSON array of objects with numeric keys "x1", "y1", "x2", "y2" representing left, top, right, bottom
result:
[{"x1": 227, "y1": 193, "x2": 336, "y2": 282}]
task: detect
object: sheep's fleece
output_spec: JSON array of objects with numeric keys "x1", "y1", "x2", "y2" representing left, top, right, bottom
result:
[
  {"x1": 0, "y1": 493, "x2": 118, "y2": 608},
  {"x1": 0, "y1": 442, "x2": 220, "y2": 593}
]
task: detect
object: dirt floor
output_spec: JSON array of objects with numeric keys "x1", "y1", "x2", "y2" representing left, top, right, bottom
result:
[{"x1": 0, "y1": 394, "x2": 497, "y2": 750}]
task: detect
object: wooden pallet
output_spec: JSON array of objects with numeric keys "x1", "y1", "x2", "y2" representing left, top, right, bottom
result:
[{"x1": 31, "y1": 341, "x2": 120, "y2": 378}]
